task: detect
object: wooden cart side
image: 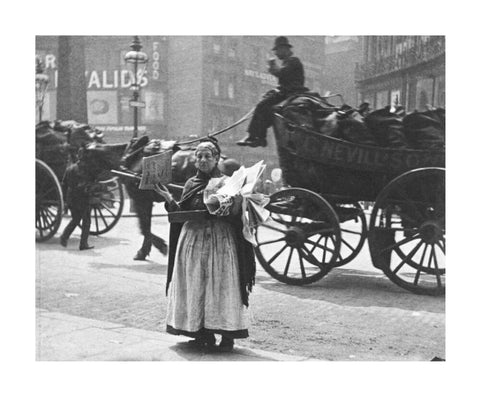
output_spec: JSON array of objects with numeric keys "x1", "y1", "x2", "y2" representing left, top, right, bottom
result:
[{"x1": 272, "y1": 114, "x2": 445, "y2": 201}]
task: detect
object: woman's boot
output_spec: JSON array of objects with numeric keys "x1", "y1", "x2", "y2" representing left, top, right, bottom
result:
[{"x1": 218, "y1": 336, "x2": 234, "y2": 352}]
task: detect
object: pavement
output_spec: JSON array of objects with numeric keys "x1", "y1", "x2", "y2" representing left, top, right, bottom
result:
[{"x1": 36, "y1": 309, "x2": 317, "y2": 361}]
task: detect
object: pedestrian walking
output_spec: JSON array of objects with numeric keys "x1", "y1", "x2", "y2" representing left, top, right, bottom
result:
[
  {"x1": 59, "y1": 159, "x2": 96, "y2": 250},
  {"x1": 237, "y1": 36, "x2": 308, "y2": 147},
  {"x1": 154, "y1": 139, "x2": 256, "y2": 352}
]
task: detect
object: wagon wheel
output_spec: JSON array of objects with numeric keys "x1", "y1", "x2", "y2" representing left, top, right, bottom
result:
[
  {"x1": 254, "y1": 188, "x2": 341, "y2": 285},
  {"x1": 36, "y1": 159, "x2": 64, "y2": 242},
  {"x1": 325, "y1": 202, "x2": 368, "y2": 267},
  {"x1": 368, "y1": 168, "x2": 445, "y2": 296},
  {"x1": 87, "y1": 177, "x2": 124, "y2": 235}
]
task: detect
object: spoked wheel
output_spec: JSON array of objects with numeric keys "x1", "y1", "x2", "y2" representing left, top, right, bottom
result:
[
  {"x1": 36, "y1": 159, "x2": 64, "y2": 242},
  {"x1": 368, "y1": 168, "x2": 445, "y2": 295},
  {"x1": 254, "y1": 188, "x2": 341, "y2": 285},
  {"x1": 87, "y1": 177, "x2": 124, "y2": 235},
  {"x1": 328, "y1": 202, "x2": 368, "y2": 267}
]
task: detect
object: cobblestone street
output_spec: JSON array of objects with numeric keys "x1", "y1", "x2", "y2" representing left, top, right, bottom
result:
[{"x1": 36, "y1": 215, "x2": 445, "y2": 361}]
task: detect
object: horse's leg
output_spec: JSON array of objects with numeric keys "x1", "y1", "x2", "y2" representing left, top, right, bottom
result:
[
  {"x1": 151, "y1": 232, "x2": 168, "y2": 255},
  {"x1": 137, "y1": 195, "x2": 167, "y2": 256},
  {"x1": 132, "y1": 195, "x2": 153, "y2": 261}
]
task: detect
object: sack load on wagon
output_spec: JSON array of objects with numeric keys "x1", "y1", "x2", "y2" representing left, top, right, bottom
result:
[
  {"x1": 275, "y1": 93, "x2": 445, "y2": 150},
  {"x1": 36, "y1": 119, "x2": 105, "y2": 149}
]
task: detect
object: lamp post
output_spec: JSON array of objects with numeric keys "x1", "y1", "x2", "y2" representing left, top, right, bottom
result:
[
  {"x1": 124, "y1": 36, "x2": 148, "y2": 138},
  {"x1": 36, "y1": 56, "x2": 50, "y2": 123}
]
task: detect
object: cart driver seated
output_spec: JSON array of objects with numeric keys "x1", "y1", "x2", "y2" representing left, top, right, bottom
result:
[{"x1": 237, "y1": 36, "x2": 308, "y2": 148}]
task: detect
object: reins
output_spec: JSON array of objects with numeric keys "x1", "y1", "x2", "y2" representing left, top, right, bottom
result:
[
  {"x1": 174, "y1": 95, "x2": 342, "y2": 147},
  {"x1": 176, "y1": 107, "x2": 255, "y2": 147}
]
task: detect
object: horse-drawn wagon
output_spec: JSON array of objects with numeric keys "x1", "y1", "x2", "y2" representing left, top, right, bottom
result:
[
  {"x1": 35, "y1": 121, "x2": 125, "y2": 242},
  {"x1": 254, "y1": 94, "x2": 445, "y2": 295}
]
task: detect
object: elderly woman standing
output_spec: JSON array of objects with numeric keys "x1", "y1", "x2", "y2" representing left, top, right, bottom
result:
[{"x1": 154, "y1": 140, "x2": 256, "y2": 352}]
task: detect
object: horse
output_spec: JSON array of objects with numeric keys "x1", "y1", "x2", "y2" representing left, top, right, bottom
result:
[{"x1": 83, "y1": 136, "x2": 241, "y2": 260}]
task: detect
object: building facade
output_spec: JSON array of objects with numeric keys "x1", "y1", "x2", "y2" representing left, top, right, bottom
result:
[
  {"x1": 323, "y1": 36, "x2": 362, "y2": 106},
  {"x1": 355, "y1": 36, "x2": 445, "y2": 111},
  {"x1": 36, "y1": 35, "x2": 325, "y2": 172},
  {"x1": 36, "y1": 36, "x2": 169, "y2": 142}
]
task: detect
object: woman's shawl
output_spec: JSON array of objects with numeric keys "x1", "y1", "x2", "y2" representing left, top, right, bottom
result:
[{"x1": 165, "y1": 168, "x2": 256, "y2": 307}]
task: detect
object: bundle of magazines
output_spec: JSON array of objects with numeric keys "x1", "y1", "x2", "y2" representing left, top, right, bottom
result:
[{"x1": 204, "y1": 160, "x2": 271, "y2": 245}]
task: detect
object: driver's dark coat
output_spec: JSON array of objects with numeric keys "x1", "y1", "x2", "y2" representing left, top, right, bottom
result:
[{"x1": 269, "y1": 55, "x2": 306, "y2": 94}]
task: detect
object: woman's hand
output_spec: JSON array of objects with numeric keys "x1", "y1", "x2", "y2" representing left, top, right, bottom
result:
[
  {"x1": 232, "y1": 194, "x2": 243, "y2": 215},
  {"x1": 153, "y1": 183, "x2": 174, "y2": 204}
]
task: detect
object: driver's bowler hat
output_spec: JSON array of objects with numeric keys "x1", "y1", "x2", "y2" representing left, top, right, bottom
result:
[{"x1": 272, "y1": 36, "x2": 293, "y2": 50}]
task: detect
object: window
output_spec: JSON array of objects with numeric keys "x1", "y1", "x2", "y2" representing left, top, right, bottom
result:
[
  {"x1": 406, "y1": 36, "x2": 415, "y2": 49},
  {"x1": 416, "y1": 77, "x2": 434, "y2": 110},
  {"x1": 213, "y1": 79, "x2": 220, "y2": 97},
  {"x1": 210, "y1": 116, "x2": 221, "y2": 132},
  {"x1": 434, "y1": 76, "x2": 445, "y2": 108},
  {"x1": 380, "y1": 37, "x2": 391, "y2": 57},
  {"x1": 227, "y1": 82, "x2": 235, "y2": 99},
  {"x1": 390, "y1": 89, "x2": 401, "y2": 106},
  {"x1": 144, "y1": 91, "x2": 164, "y2": 122},
  {"x1": 395, "y1": 36, "x2": 408, "y2": 55},
  {"x1": 251, "y1": 46, "x2": 261, "y2": 67},
  {"x1": 228, "y1": 39, "x2": 237, "y2": 58},
  {"x1": 213, "y1": 37, "x2": 222, "y2": 54},
  {"x1": 371, "y1": 37, "x2": 378, "y2": 60},
  {"x1": 226, "y1": 37, "x2": 238, "y2": 59}
]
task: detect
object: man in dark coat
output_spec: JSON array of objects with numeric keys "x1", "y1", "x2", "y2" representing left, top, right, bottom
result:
[
  {"x1": 237, "y1": 36, "x2": 308, "y2": 147},
  {"x1": 59, "y1": 160, "x2": 96, "y2": 250}
]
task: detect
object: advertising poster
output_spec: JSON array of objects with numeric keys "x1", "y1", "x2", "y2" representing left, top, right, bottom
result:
[
  {"x1": 87, "y1": 90, "x2": 118, "y2": 124},
  {"x1": 144, "y1": 91, "x2": 164, "y2": 123}
]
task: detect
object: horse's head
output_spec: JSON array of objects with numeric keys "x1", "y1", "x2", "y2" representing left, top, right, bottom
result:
[
  {"x1": 69, "y1": 124, "x2": 105, "y2": 150},
  {"x1": 36, "y1": 121, "x2": 68, "y2": 146},
  {"x1": 121, "y1": 137, "x2": 178, "y2": 175},
  {"x1": 171, "y1": 149, "x2": 197, "y2": 183}
]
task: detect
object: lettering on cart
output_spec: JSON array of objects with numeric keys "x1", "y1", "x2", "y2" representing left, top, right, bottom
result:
[{"x1": 307, "y1": 138, "x2": 443, "y2": 171}]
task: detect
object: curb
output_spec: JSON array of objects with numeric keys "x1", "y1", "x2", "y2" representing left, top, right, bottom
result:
[{"x1": 36, "y1": 310, "x2": 318, "y2": 362}]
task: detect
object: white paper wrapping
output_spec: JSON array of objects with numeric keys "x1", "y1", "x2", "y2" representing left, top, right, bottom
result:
[{"x1": 203, "y1": 161, "x2": 271, "y2": 245}]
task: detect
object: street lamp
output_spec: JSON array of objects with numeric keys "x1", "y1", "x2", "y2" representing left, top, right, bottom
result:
[
  {"x1": 124, "y1": 36, "x2": 148, "y2": 138},
  {"x1": 36, "y1": 56, "x2": 49, "y2": 123}
]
